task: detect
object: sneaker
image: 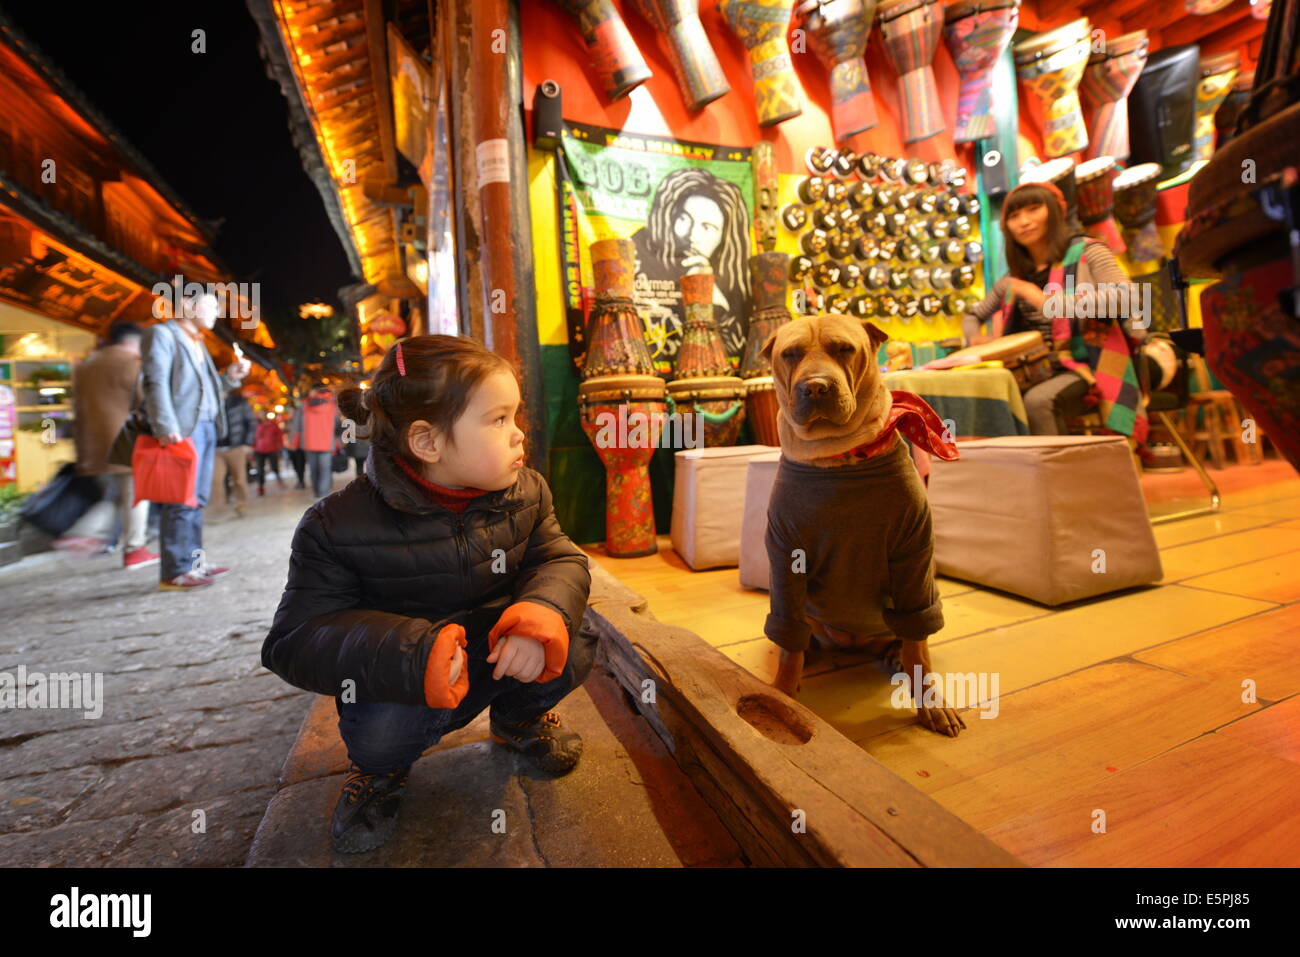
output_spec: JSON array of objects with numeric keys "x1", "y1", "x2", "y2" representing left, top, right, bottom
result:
[
  {"x1": 123, "y1": 547, "x2": 160, "y2": 570},
  {"x1": 490, "y1": 710, "x2": 583, "y2": 775},
  {"x1": 159, "y1": 572, "x2": 214, "y2": 591},
  {"x1": 331, "y1": 766, "x2": 409, "y2": 854},
  {"x1": 198, "y1": 563, "x2": 230, "y2": 577},
  {"x1": 257, "y1": 486, "x2": 265, "y2": 497}
]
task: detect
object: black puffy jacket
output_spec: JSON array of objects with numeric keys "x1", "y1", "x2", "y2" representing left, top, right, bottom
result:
[{"x1": 262, "y1": 448, "x2": 592, "y2": 705}]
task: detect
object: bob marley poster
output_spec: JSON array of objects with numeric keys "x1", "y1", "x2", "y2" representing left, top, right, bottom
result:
[{"x1": 557, "y1": 123, "x2": 753, "y2": 377}]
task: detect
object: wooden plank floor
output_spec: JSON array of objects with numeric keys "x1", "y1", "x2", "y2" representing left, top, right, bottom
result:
[{"x1": 581, "y1": 458, "x2": 1300, "y2": 867}]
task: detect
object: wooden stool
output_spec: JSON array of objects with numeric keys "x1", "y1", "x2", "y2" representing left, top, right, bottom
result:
[{"x1": 1186, "y1": 356, "x2": 1253, "y2": 468}]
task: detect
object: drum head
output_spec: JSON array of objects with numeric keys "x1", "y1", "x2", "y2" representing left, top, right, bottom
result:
[
  {"x1": 667, "y1": 375, "x2": 745, "y2": 401},
  {"x1": 579, "y1": 374, "x2": 666, "y2": 403},
  {"x1": 1091, "y1": 29, "x2": 1147, "y2": 62},
  {"x1": 1021, "y1": 157, "x2": 1075, "y2": 185},
  {"x1": 744, "y1": 375, "x2": 775, "y2": 394},
  {"x1": 1200, "y1": 50, "x2": 1241, "y2": 78},
  {"x1": 1013, "y1": 17, "x2": 1089, "y2": 63},
  {"x1": 1076, "y1": 156, "x2": 1116, "y2": 183},
  {"x1": 1114, "y1": 162, "x2": 1162, "y2": 191},
  {"x1": 945, "y1": 0, "x2": 1019, "y2": 24}
]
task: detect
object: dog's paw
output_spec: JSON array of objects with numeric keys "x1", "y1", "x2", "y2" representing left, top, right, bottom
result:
[{"x1": 915, "y1": 705, "x2": 967, "y2": 738}]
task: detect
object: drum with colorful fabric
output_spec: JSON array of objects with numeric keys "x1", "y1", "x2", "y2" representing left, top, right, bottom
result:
[
  {"x1": 944, "y1": 332, "x2": 1053, "y2": 393},
  {"x1": 1194, "y1": 51, "x2": 1241, "y2": 162},
  {"x1": 1019, "y1": 157, "x2": 1081, "y2": 233},
  {"x1": 554, "y1": 0, "x2": 653, "y2": 101},
  {"x1": 1177, "y1": 100, "x2": 1300, "y2": 471},
  {"x1": 1014, "y1": 17, "x2": 1092, "y2": 158},
  {"x1": 743, "y1": 376, "x2": 780, "y2": 445},
  {"x1": 666, "y1": 376, "x2": 747, "y2": 446},
  {"x1": 1113, "y1": 162, "x2": 1165, "y2": 266},
  {"x1": 942, "y1": 0, "x2": 1020, "y2": 143},
  {"x1": 580, "y1": 238, "x2": 663, "y2": 557},
  {"x1": 720, "y1": 0, "x2": 802, "y2": 126},
  {"x1": 1074, "y1": 155, "x2": 1125, "y2": 253},
  {"x1": 801, "y1": 0, "x2": 881, "y2": 141},
  {"x1": 628, "y1": 0, "x2": 730, "y2": 110},
  {"x1": 669, "y1": 271, "x2": 746, "y2": 446},
  {"x1": 1079, "y1": 29, "x2": 1148, "y2": 163},
  {"x1": 579, "y1": 375, "x2": 667, "y2": 557},
  {"x1": 878, "y1": 0, "x2": 946, "y2": 144}
]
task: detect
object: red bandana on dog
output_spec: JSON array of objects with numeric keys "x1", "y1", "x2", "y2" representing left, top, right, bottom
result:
[{"x1": 834, "y1": 391, "x2": 961, "y2": 462}]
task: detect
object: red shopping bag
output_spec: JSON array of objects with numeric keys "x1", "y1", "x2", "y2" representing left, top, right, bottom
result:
[{"x1": 132, "y1": 436, "x2": 199, "y2": 507}]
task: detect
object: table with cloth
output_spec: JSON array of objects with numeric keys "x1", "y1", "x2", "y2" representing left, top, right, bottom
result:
[{"x1": 883, "y1": 367, "x2": 1029, "y2": 439}]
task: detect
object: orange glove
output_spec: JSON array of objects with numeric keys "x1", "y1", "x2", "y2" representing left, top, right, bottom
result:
[
  {"x1": 423, "y1": 623, "x2": 469, "y2": 709},
  {"x1": 486, "y1": 601, "x2": 570, "y2": 684}
]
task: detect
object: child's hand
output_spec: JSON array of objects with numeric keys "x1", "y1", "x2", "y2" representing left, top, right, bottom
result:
[
  {"x1": 487, "y1": 634, "x2": 545, "y2": 683},
  {"x1": 448, "y1": 643, "x2": 464, "y2": 686}
]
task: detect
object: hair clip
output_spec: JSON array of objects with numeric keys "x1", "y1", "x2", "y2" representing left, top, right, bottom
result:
[{"x1": 395, "y1": 340, "x2": 406, "y2": 376}]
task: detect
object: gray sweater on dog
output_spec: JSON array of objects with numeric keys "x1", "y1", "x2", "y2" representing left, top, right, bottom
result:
[{"x1": 764, "y1": 437, "x2": 944, "y2": 652}]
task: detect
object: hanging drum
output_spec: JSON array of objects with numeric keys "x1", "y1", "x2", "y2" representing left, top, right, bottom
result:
[
  {"x1": 801, "y1": 0, "x2": 881, "y2": 142},
  {"x1": 578, "y1": 238, "x2": 666, "y2": 558},
  {"x1": 878, "y1": 0, "x2": 946, "y2": 144},
  {"x1": 1112, "y1": 162, "x2": 1165, "y2": 266},
  {"x1": 553, "y1": 0, "x2": 653, "y2": 101},
  {"x1": 628, "y1": 0, "x2": 730, "y2": 110},
  {"x1": 1013, "y1": 17, "x2": 1092, "y2": 159},
  {"x1": 1193, "y1": 51, "x2": 1241, "y2": 163},
  {"x1": 1074, "y1": 155, "x2": 1125, "y2": 254},
  {"x1": 942, "y1": 0, "x2": 1020, "y2": 143},
  {"x1": 668, "y1": 271, "x2": 747, "y2": 447},
  {"x1": 720, "y1": 0, "x2": 802, "y2": 126},
  {"x1": 1079, "y1": 29, "x2": 1148, "y2": 164}
]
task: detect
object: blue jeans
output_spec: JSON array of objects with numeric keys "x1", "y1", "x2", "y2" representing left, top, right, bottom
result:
[
  {"x1": 159, "y1": 419, "x2": 216, "y2": 580},
  {"x1": 306, "y1": 451, "x2": 332, "y2": 498},
  {"x1": 338, "y1": 608, "x2": 599, "y2": 774}
]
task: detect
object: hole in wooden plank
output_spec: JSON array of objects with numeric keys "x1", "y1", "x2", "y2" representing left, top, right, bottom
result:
[{"x1": 736, "y1": 693, "x2": 813, "y2": 745}]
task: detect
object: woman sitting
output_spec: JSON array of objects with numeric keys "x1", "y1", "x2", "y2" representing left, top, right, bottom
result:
[{"x1": 961, "y1": 181, "x2": 1153, "y2": 440}]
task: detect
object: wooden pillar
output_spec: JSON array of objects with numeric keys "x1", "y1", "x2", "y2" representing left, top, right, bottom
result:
[{"x1": 464, "y1": 0, "x2": 549, "y2": 477}]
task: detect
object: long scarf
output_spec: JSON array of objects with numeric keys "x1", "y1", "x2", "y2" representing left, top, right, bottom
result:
[
  {"x1": 832, "y1": 391, "x2": 961, "y2": 463},
  {"x1": 993, "y1": 239, "x2": 1147, "y2": 441}
]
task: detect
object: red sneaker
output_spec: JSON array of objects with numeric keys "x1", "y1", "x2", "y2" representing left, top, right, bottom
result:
[
  {"x1": 123, "y1": 546, "x2": 160, "y2": 570},
  {"x1": 199, "y1": 564, "x2": 230, "y2": 577},
  {"x1": 159, "y1": 572, "x2": 214, "y2": 591},
  {"x1": 52, "y1": 537, "x2": 106, "y2": 553}
]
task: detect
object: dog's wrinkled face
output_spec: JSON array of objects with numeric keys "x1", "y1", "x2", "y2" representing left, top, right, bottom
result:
[{"x1": 762, "y1": 314, "x2": 890, "y2": 437}]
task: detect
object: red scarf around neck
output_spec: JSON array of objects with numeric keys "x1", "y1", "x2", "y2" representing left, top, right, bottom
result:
[
  {"x1": 393, "y1": 455, "x2": 490, "y2": 513},
  {"x1": 832, "y1": 391, "x2": 961, "y2": 463}
]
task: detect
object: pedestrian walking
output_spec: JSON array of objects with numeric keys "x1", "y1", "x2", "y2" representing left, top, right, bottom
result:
[
  {"x1": 61, "y1": 321, "x2": 159, "y2": 570},
  {"x1": 253, "y1": 414, "x2": 286, "y2": 495},
  {"x1": 298, "y1": 381, "x2": 339, "y2": 499},
  {"x1": 210, "y1": 385, "x2": 256, "y2": 519}
]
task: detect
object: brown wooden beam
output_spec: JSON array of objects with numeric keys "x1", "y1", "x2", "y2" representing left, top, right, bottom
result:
[
  {"x1": 361, "y1": 179, "x2": 415, "y2": 205},
  {"x1": 1158, "y1": 6, "x2": 1252, "y2": 48},
  {"x1": 362, "y1": 0, "x2": 399, "y2": 185}
]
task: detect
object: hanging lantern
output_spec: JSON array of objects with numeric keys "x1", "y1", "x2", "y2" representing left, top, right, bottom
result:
[{"x1": 368, "y1": 313, "x2": 407, "y2": 337}]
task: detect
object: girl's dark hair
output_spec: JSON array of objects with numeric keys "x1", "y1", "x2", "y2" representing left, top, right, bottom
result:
[
  {"x1": 1001, "y1": 184, "x2": 1073, "y2": 280},
  {"x1": 337, "y1": 335, "x2": 515, "y2": 458}
]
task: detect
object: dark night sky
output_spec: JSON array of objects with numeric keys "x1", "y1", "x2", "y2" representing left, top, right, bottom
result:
[{"x1": 3, "y1": 0, "x2": 354, "y2": 314}]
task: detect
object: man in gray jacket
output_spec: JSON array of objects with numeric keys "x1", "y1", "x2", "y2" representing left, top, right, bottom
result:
[{"x1": 141, "y1": 290, "x2": 249, "y2": 590}]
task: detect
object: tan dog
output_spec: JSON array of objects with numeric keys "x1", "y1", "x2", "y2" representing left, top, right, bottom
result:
[{"x1": 761, "y1": 314, "x2": 965, "y2": 737}]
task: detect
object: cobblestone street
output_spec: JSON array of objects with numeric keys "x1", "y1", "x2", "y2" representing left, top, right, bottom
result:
[{"x1": 0, "y1": 473, "x2": 346, "y2": 867}]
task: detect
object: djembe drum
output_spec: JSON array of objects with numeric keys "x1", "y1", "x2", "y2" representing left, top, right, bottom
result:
[
  {"x1": 1194, "y1": 51, "x2": 1241, "y2": 162},
  {"x1": 553, "y1": 0, "x2": 653, "y2": 100},
  {"x1": 1020, "y1": 157, "x2": 1082, "y2": 234},
  {"x1": 1112, "y1": 162, "x2": 1165, "y2": 265},
  {"x1": 942, "y1": 0, "x2": 1020, "y2": 143},
  {"x1": 801, "y1": 0, "x2": 881, "y2": 142},
  {"x1": 667, "y1": 272, "x2": 746, "y2": 446},
  {"x1": 1014, "y1": 17, "x2": 1092, "y2": 159},
  {"x1": 1079, "y1": 30, "x2": 1148, "y2": 164},
  {"x1": 1074, "y1": 155, "x2": 1125, "y2": 253},
  {"x1": 579, "y1": 238, "x2": 666, "y2": 557},
  {"x1": 628, "y1": 0, "x2": 730, "y2": 110},
  {"x1": 739, "y1": 251, "x2": 792, "y2": 446},
  {"x1": 720, "y1": 0, "x2": 802, "y2": 126},
  {"x1": 878, "y1": 0, "x2": 945, "y2": 144}
]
